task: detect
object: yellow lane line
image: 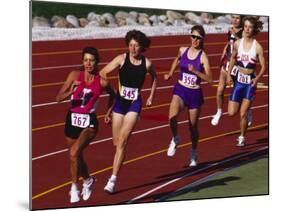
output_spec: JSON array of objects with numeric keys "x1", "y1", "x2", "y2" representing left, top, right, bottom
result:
[
  {"x1": 32, "y1": 89, "x2": 268, "y2": 132},
  {"x1": 32, "y1": 40, "x2": 268, "y2": 56},
  {"x1": 32, "y1": 123, "x2": 268, "y2": 200}
]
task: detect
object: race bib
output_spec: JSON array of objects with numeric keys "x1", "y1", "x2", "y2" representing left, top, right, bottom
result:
[
  {"x1": 182, "y1": 72, "x2": 197, "y2": 87},
  {"x1": 120, "y1": 86, "x2": 138, "y2": 101},
  {"x1": 237, "y1": 72, "x2": 251, "y2": 84},
  {"x1": 71, "y1": 113, "x2": 90, "y2": 128},
  {"x1": 231, "y1": 65, "x2": 239, "y2": 76}
]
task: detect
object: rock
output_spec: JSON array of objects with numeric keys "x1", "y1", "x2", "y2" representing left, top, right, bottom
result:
[
  {"x1": 149, "y1": 15, "x2": 159, "y2": 26},
  {"x1": 32, "y1": 16, "x2": 51, "y2": 28},
  {"x1": 138, "y1": 15, "x2": 151, "y2": 26},
  {"x1": 116, "y1": 18, "x2": 127, "y2": 26},
  {"x1": 158, "y1": 15, "x2": 167, "y2": 22},
  {"x1": 85, "y1": 20, "x2": 101, "y2": 27},
  {"x1": 79, "y1": 18, "x2": 88, "y2": 27},
  {"x1": 101, "y1": 13, "x2": 116, "y2": 25},
  {"x1": 126, "y1": 17, "x2": 138, "y2": 25},
  {"x1": 115, "y1": 11, "x2": 132, "y2": 20},
  {"x1": 139, "y1": 13, "x2": 149, "y2": 18},
  {"x1": 87, "y1": 12, "x2": 99, "y2": 21},
  {"x1": 129, "y1": 11, "x2": 139, "y2": 19},
  {"x1": 51, "y1": 15, "x2": 64, "y2": 23},
  {"x1": 66, "y1": 15, "x2": 79, "y2": 27},
  {"x1": 174, "y1": 19, "x2": 187, "y2": 26},
  {"x1": 213, "y1": 15, "x2": 231, "y2": 24},
  {"x1": 200, "y1": 12, "x2": 213, "y2": 24},
  {"x1": 166, "y1": 10, "x2": 184, "y2": 20},
  {"x1": 52, "y1": 16, "x2": 74, "y2": 28}
]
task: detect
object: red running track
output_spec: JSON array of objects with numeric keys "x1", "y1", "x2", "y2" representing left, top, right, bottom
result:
[{"x1": 31, "y1": 32, "x2": 269, "y2": 210}]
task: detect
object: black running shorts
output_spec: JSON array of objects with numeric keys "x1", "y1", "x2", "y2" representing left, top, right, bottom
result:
[{"x1": 64, "y1": 110, "x2": 99, "y2": 139}]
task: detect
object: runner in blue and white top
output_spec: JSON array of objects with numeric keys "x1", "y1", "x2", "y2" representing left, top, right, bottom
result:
[{"x1": 226, "y1": 16, "x2": 265, "y2": 147}]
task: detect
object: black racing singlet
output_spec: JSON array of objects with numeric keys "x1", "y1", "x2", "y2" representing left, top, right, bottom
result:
[
  {"x1": 119, "y1": 53, "x2": 147, "y2": 89},
  {"x1": 225, "y1": 28, "x2": 243, "y2": 59}
]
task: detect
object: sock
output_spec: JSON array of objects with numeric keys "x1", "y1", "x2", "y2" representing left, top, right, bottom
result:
[
  {"x1": 71, "y1": 183, "x2": 78, "y2": 191},
  {"x1": 173, "y1": 135, "x2": 180, "y2": 144},
  {"x1": 110, "y1": 175, "x2": 117, "y2": 182},
  {"x1": 191, "y1": 148, "x2": 197, "y2": 155},
  {"x1": 83, "y1": 177, "x2": 92, "y2": 185},
  {"x1": 217, "y1": 108, "x2": 222, "y2": 115}
]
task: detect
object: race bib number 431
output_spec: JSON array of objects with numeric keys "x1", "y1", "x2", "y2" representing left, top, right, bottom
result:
[
  {"x1": 182, "y1": 72, "x2": 197, "y2": 87},
  {"x1": 71, "y1": 113, "x2": 90, "y2": 128},
  {"x1": 120, "y1": 86, "x2": 138, "y2": 100}
]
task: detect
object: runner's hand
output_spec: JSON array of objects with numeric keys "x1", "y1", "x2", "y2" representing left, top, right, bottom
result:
[
  {"x1": 104, "y1": 112, "x2": 112, "y2": 124},
  {"x1": 164, "y1": 73, "x2": 171, "y2": 80},
  {"x1": 146, "y1": 96, "x2": 153, "y2": 106}
]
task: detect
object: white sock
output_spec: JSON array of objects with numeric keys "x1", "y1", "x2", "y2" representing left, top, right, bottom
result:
[
  {"x1": 217, "y1": 108, "x2": 222, "y2": 115},
  {"x1": 71, "y1": 183, "x2": 78, "y2": 191},
  {"x1": 83, "y1": 177, "x2": 92, "y2": 185},
  {"x1": 109, "y1": 175, "x2": 117, "y2": 182}
]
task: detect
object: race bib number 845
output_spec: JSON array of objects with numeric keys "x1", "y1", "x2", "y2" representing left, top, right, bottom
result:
[{"x1": 71, "y1": 113, "x2": 90, "y2": 128}]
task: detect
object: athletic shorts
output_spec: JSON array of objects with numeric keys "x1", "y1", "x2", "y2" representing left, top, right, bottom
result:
[
  {"x1": 172, "y1": 83, "x2": 204, "y2": 109},
  {"x1": 112, "y1": 92, "x2": 142, "y2": 115},
  {"x1": 64, "y1": 110, "x2": 98, "y2": 139},
  {"x1": 229, "y1": 81, "x2": 256, "y2": 103}
]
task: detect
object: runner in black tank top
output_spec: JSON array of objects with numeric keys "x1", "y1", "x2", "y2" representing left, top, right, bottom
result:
[
  {"x1": 100, "y1": 30, "x2": 157, "y2": 193},
  {"x1": 211, "y1": 14, "x2": 244, "y2": 126}
]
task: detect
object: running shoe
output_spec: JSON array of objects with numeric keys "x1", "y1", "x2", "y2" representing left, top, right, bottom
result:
[
  {"x1": 104, "y1": 179, "x2": 115, "y2": 194},
  {"x1": 69, "y1": 187, "x2": 80, "y2": 203},
  {"x1": 236, "y1": 135, "x2": 245, "y2": 147},
  {"x1": 81, "y1": 177, "x2": 95, "y2": 201},
  {"x1": 211, "y1": 112, "x2": 222, "y2": 126},
  {"x1": 189, "y1": 149, "x2": 198, "y2": 167},
  {"x1": 247, "y1": 109, "x2": 253, "y2": 126},
  {"x1": 167, "y1": 136, "x2": 180, "y2": 157}
]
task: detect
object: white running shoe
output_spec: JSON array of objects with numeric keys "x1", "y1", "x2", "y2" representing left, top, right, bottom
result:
[
  {"x1": 236, "y1": 136, "x2": 245, "y2": 147},
  {"x1": 167, "y1": 136, "x2": 180, "y2": 157},
  {"x1": 81, "y1": 177, "x2": 94, "y2": 201},
  {"x1": 211, "y1": 112, "x2": 222, "y2": 126},
  {"x1": 104, "y1": 179, "x2": 115, "y2": 194},
  {"x1": 189, "y1": 150, "x2": 198, "y2": 167},
  {"x1": 69, "y1": 188, "x2": 80, "y2": 203},
  {"x1": 247, "y1": 109, "x2": 253, "y2": 126}
]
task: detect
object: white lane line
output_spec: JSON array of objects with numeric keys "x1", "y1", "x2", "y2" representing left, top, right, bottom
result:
[
  {"x1": 127, "y1": 146, "x2": 268, "y2": 203},
  {"x1": 32, "y1": 73, "x2": 269, "y2": 108},
  {"x1": 32, "y1": 50, "x2": 269, "y2": 71},
  {"x1": 32, "y1": 81, "x2": 212, "y2": 108},
  {"x1": 32, "y1": 104, "x2": 268, "y2": 161}
]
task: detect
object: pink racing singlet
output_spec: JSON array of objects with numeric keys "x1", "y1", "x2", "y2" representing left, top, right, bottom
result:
[{"x1": 70, "y1": 72, "x2": 102, "y2": 114}]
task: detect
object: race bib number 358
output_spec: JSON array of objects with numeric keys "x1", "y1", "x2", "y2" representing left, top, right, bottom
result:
[
  {"x1": 120, "y1": 86, "x2": 138, "y2": 101},
  {"x1": 71, "y1": 113, "x2": 90, "y2": 128}
]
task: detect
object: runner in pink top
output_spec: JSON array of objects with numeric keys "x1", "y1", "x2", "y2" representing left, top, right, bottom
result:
[{"x1": 56, "y1": 47, "x2": 115, "y2": 203}]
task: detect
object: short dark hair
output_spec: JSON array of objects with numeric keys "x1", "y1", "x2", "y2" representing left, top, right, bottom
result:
[
  {"x1": 82, "y1": 47, "x2": 100, "y2": 64},
  {"x1": 81, "y1": 47, "x2": 100, "y2": 74},
  {"x1": 125, "y1": 30, "x2": 151, "y2": 52},
  {"x1": 243, "y1": 16, "x2": 263, "y2": 36}
]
